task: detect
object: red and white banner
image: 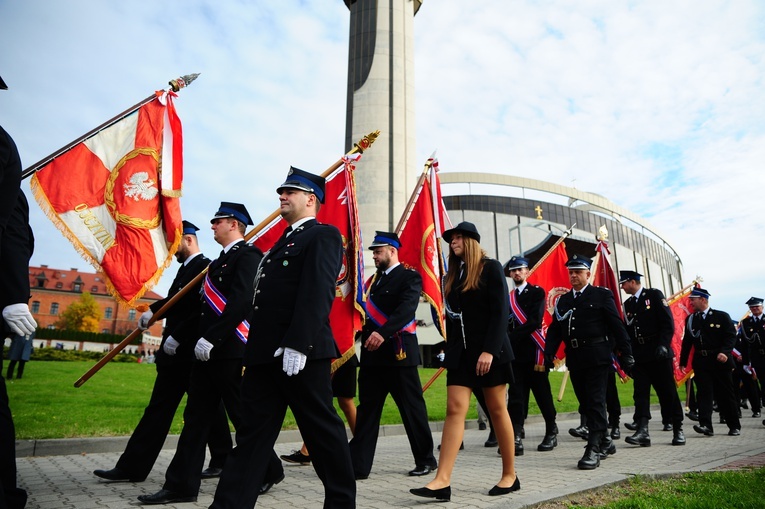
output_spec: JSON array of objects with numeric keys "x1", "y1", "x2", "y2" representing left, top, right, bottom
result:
[
  {"x1": 251, "y1": 157, "x2": 365, "y2": 368},
  {"x1": 397, "y1": 158, "x2": 452, "y2": 336},
  {"x1": 669, "y1": 287, "x2": 697, "y2": 384},
  {"x1": 30, "y1": 91, "x2": 183, "y2": 306}
]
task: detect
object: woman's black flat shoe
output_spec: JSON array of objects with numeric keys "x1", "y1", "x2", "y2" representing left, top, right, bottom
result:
[
  {"x1": 410, "y1": 486, "x2": 451, "y2": 501},
  {"x1": 488, "y1": 476, "x2": 520, "y2": 496}
]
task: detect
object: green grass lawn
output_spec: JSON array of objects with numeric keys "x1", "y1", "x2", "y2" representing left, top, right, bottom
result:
[{"x1": 5, "y1": 360, "x2": 669, "y2": 440}]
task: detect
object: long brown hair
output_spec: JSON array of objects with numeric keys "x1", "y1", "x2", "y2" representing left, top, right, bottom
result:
[{"x1": 444, "y1": 236, "x2": 487, "y2": 294}]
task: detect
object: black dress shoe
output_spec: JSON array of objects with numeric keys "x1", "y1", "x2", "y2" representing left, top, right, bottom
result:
[
  {"x1": 686, "y1": 410, "x2": 699, "y2": 421},
  {"x1": 200, "y1": 467, "x2": 223, "y2": 479},
  {"x1": 753, "y1": 411, "x2": 761, "y2": 418},
  {"x1": 610, "y1": 426, "x2": 621, "y2": 440},
  {"x1": 537, "y1": 434, "x2": 557, "y2": 452},
  {"x1": 484, "y1": 437, "x2": 498, "y2": 447},
  {"x1": 577, "y1": 445, "x2": 600, "y2": 470},
  {"x1": 568, "y1": 425, "x2": 589, "y2": 440},
  {"x1": 693, "y1": 424, "x2": 714, "y2": 436},
  {"x1": 663, "y1": 423, "x2": 673, "y2": 431},
  {"x1": 599, "y1": 437, "x2": 616, "y2": 458},
  {"x1": 408, "y1": 464, "x2": 437, "y2": 476},
  {"x1": 259, "y1": 473, "x2": 285, "y2": 495},
  {"x1": 478, "y1": 422, "x2": 487, "y2": 430},
  {"x1": 624, "y1": 421, "x2": 638, "y2": 431},
  {"x1": 94, "y1": 467, "x2": 144, "y2": 482},
  {"x1": 137, "y1": 489, "x2": 197, "y2": 505},
  {"x1": 672, "y1": 429, "x2": 686, "y2": 446},
  {"x1": 410, "y1": 486, "x2": 451, "y2": 501},
  {"x1": 728, "y1": 428, "x2": 741, "y2": 436},
  {"x1": 514, "y1": 437, "x2": 524, "y2": 456},
  {"x1": 488, "y1": 476, "x2": 520, "y2": 496}
]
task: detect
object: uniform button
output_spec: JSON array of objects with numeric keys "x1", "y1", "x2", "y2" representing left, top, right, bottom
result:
[
  {"x1": 267, "y1": 259, "x2": 271, "y2": 263},
  {"x1": 285, "y1": 251, "x2": 289, "y2": 254},
  {"x1": 256, "y1": 290, "x2": 261, "y2": 294},
  {"x1": 254, "y1": 306, "x2": 259, "y2": 310}
]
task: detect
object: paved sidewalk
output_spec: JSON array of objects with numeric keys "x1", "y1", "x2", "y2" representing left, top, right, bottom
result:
[{"x1": 15, "y1": 408, "x2": 765, "y2": 509}]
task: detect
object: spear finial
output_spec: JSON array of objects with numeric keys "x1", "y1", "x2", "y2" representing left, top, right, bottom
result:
[{"x1": 169, "y1": 73, "x2": 200, "y2": 92}]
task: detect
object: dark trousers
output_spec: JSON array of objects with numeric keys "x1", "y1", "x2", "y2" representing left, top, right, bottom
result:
[
  {"x1": 733, "y1": 363, "x2": 760, "y2": 413},
  {"x1": 507, "y1": 361, "x2": 557, "y2": 434},
  {"x1": 211, "y1": 360, "x2": 355, "y2": 509},
  {"x1": 606, "y1": 372, "x2": 621, "y2": 427},
  {"x1": 116, "y1": 362, "x2": 232, "y2": 479},
  {"x1": 0, "y1": 372, "x2": 26, "y2": 509},
  {"x1": 694, "y1": 366, "x2": 741, "y2": 431},
  {"x1": 570, "y1": 365, "x2": 609, "y2": 434},
  {"x1": 163, "y1": 359, "x2": 281, "y2": 496},
  {"x1": 632, "y1": 358, "x2": 684, "y2": 426},
  {"x1": 349, "y1": 365, "x2": 435, "y2": 476}
]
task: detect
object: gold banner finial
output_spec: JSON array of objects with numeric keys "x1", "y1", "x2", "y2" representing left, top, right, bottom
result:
[
  {"x1": 169, "y1": 73, "x2": 200, "y2": 92},
  {"x1": 353, "y1": 130, "x2": 381, "y2": 154}
]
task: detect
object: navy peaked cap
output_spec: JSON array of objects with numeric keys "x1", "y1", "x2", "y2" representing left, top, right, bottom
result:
[{"x1": 276, "y1": 166, "x2": 326, "y2": 203}]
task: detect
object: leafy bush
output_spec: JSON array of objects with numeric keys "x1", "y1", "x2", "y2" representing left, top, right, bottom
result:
[{"x1": 3, "y1": 345, "x2": 139, "y2": 363}]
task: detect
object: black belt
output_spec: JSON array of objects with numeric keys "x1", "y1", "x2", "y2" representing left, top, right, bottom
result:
[
  {"x1": 568, "y1": 336, "x2": 607, "y2": 349},
  {"x1": 635, "y1": 334, "x2": 657, "y2": 345},
  {"x1": 698, "y1": 349, "x2": 716, "y2": 357}
]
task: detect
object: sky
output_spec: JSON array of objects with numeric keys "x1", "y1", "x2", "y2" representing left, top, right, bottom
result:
[{"x1": 1, "y1": 0, "x2": 763, "y2": 318}]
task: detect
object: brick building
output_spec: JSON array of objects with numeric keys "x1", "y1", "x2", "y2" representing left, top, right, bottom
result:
[{"x1": 28, "y1": 264, "x2": 165, "y2": 338}]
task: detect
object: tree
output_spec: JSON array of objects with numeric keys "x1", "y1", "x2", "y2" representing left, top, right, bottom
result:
[{"x1": 57, "y1": 292, "x2": 101, "y2": 332}]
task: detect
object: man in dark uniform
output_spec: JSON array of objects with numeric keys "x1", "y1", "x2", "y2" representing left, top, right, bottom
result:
[
  {"x1": 504, "y1": 256, "x2": 558, "y2": 455},
  {"x1": 95, "y1": 221, "x2": 232, "y2": 483},
  {"x1": 544, "y1": 255, "x2": 634, "y2": 470},
  {"x1": 619, "y1": 270, "x2": 685, "y2": 447},
  {"x1": 0, "y1": 74, "x2": 37, "y2": 509},
  {"x1": 679, "y1": 287, "x2": 741, "y2": 437},
  {"x1": 210, "y1": 167, "x2": 355, "y2": 509},
  {"x1": 139, "y1": 203, "x2": 283, "y2": 504},
  {"x1": 740, "y1": 297, "x2": 765, "y2": 422},
  {"x1": 349, "y1": 231, "x2": 436, "y2": 479}
]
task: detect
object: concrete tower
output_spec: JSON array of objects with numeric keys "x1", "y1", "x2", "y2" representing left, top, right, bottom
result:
[{"x1": 342, "y1": 0, "x2": 422, "y2": 239}]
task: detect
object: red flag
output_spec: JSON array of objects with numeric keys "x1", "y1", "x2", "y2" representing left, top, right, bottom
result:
[
  {"x1": 251, "y1": 157, "x2": 364, "y2": 366},
  {"x1": 591, "y1": 238, "x2": 629, "y2": 380},
  {"x1": 669, "y1": 287, "x2": 697, "y2": 384},
  {"x1": 30, "y1": 91, "x2": 183, "y2": 306},
  {"x1": 527, "y1": 241, "x2": 570, "y2": 361},
  {"x1": 397, "y1": 159, "x2": 452, "y2": 336}
]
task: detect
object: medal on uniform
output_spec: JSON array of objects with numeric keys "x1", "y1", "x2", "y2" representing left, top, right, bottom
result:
[{"x1": 283, "y1": 260, "x2": 289, "y2": 266}]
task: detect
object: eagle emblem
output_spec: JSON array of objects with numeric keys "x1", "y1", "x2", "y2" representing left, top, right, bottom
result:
[{"x1": 124, "y1": 172, "x2": 159, "y2": 201}]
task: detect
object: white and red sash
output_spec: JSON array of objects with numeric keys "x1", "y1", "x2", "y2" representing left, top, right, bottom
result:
[
  {"x1": 509, "y1": 289, "x2": 546, "y2": 367},
  {"x1": 363, "y1": 274, "x2": 416, "y2": 360},
  {"x1": 203, "y1": 273, "x2": 249, "y2": 344}
]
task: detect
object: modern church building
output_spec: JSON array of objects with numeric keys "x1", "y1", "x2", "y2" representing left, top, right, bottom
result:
[{"x1": 341, "y1": 1, "x2": 685, "y2": 356}]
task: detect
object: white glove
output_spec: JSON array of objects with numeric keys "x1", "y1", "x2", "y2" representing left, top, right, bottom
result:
[
  {"x1": 274, "y1": 347, "x2": 307, "y2": 376},
  {"x1": 163, "y1": 336, "x2": 179, "y2": 356},
  {"x1": 3, "y1": 303, "x2": 37, "y2": 337},
  {"x1": 138, "y1": 310, "x2": 153, "y2": 330},
  {"x1": 194, "y1": 338, "x2": 214, "y2": 361},
  {"x1": 437, "y1": 352, "x2": 445, "y2": 362}
]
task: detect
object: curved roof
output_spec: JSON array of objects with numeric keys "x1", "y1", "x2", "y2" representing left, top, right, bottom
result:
[{"x1": 439, "y1": 171, "x2": 679, "y2": 257}]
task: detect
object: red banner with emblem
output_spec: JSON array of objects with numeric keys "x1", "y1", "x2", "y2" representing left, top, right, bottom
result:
[
  {"x1": 30, "y1": 91, "x2": 183, "y2": 306},
  {"x1": 397, "y1": 159, "x2": 451, "y2": 337},
  {"x1": 527, "y1": 241, "x2": 570, "y2": 361},
  {"x1": 669, "y1": 286, "x2": 697, "y2": 385},
  {"x1": 251, "y1": 157, "x2": 364, "y2": 368}
]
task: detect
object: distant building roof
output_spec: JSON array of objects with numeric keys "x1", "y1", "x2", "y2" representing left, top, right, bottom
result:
[{"x1": 29, "y1": 264, "x2": 163, "y2": 300}]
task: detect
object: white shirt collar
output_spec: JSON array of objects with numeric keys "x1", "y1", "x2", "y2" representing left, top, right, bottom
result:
[
  {"x1": 183, "y1": 252, "x2": 203, "y2": 266},
  {"x1": 222, "y1": 239, "x2": 243, "y2": 254},
  {"x1": 515, "y1": 281, "x2": 528, "y2": 293},
  {"x1": 384, "y1": 262, "x2": 401, "y2": 275},
  {"x1": 288, "y1": 216, "x2": 315, "y2": 235}
]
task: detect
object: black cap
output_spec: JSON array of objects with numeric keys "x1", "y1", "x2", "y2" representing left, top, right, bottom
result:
[
  {"x1": 619, "y1": 270, "x2": 643, "y2": 283},
  {"x1": 689, "y1": 287, "x2": 711, "y2": 299},
  {"x1": 0, "y1": 75, "x2": 7, "y2": 90},
  {"x1": 746, "y1": 297, "x2": 764, "y2": 307},
  {"x1": 276, "y1": 166, "x2": 326, "y2": 203},
  {"x1": 443, "y1": 221, "x2": 481, "y2": 243},
  {"x1": 369, "y1": 231, "x2": 401, "y2": 249},
  {"x1": 566, "y1": 254, "x2": 592, "y2": 270},
  {"x1": 182, "y1": 220, "x2": 200, "y2": 235},
  {"x1": 210, "y1": 202, "x2": 253, "y2": 225},
  {"x1": 505, "y1": 256, "x2": 530, "y2": 271}
]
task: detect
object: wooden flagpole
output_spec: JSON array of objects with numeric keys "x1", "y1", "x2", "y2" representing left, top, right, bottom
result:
[
  {"x1": 23, "y1": 74, "x2": 200, "y2": 180},
  {"x1": 73, "y1": 130, "x2": 380, "y2": 387}
]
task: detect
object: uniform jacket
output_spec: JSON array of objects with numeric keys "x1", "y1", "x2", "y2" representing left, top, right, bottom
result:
[
  {"x1": 508, "y1": 283, "x2": 545, "y2": 364},
  {"x1": 443, "y1": 258, "x2": 512, "y2": 369},
  {"x1": 623, "y1": 287, "x2": 675, "y2": 363},
  {"x1": 150, "y1": 253, "x2": 211, "y2": 365},
  {"x1": 679, "y1": 308, "x2": 736, "y2": 371},
  {"x1": 739, "y1": 315, "x2": 765, "y2": 366},
  {"x1": 245, "y1": 220, "x2": 342, "y2": 366},
  {"x1": 544, "y1": 285, "x2": 632, "y2": 370},
  {"x1": 0, "y1": 126, "x2": 34, "y2": 329},
  {"x1": 198, "y1": 240, "x2": 262, "y2": 360},
  {"x1": 360, "y1": 264, "x2": 422, "y2": 367}
]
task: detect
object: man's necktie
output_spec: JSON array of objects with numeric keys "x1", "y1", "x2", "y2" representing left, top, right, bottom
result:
[{"x1": 573, "y1": 291, "x2": 579, "y2": 299}]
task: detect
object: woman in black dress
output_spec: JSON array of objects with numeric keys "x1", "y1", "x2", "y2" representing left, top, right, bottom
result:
[{"x1": 411, "y1": 222, "x2": 519, "y2": 501}]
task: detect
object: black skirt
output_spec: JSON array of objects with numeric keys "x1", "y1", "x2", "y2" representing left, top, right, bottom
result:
[{"x1": 446, "y1": 351, "x2": 513, "y2": 388}]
